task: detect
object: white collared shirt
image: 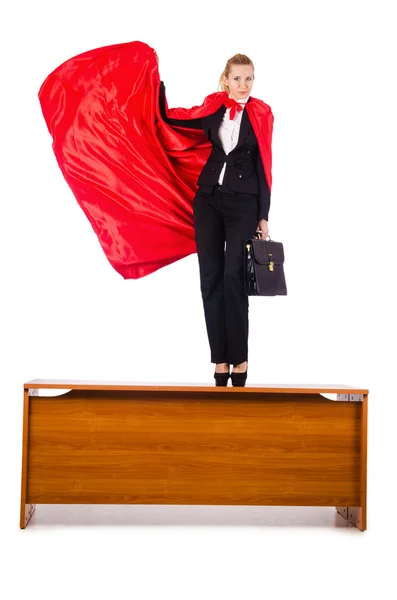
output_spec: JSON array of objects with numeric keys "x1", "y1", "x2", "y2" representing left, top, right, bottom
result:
[{"x1": 218, "y1": 93, "x2": 250, "y2": 185}]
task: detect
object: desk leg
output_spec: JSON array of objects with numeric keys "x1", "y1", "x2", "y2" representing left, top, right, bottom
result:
[
  {"x1": 335, "y1": 506, "x2": 348, "y2": 519},
  {"x1": 20, "y1": 388, "x2": 37, "y2": 529},
  {"x1": 335, "y1": 393, "x2": 367, "y2": 531},
  {"x1": 21, "y1": 504, "x2": 36, "y2": 529}
]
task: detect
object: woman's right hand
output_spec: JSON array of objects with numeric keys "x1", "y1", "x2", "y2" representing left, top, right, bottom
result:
[{"x1": 256, "y1": 219, "x2": 269, "y2": 238}]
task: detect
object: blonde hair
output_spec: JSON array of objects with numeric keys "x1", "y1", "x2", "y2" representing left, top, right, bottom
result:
[{"x1": 218, "y1": 54, "x2": 255, "y2": 93}]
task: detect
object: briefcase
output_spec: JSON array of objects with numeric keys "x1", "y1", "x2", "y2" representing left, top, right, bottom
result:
[{"x1": 244, "y1": 234, "x2": 287, "y2": 296}]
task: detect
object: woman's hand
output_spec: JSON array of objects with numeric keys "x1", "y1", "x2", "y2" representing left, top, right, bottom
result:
[{"x1": 256, "y1": 219, "x2": 269, "y2": 238}]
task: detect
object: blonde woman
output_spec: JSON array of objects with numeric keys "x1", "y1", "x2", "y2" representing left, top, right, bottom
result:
[{"x1": 159, "y1": 54, "x2": 273, "y2": 386}]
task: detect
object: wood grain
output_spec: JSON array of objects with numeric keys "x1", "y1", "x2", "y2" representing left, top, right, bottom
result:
[{"x1": 26, "y1": 390, "x2": 361, "y2": 506}]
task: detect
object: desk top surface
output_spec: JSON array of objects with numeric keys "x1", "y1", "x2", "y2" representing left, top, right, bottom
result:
[{"x1": 24, "y1": 379, "x2": 369, "y2": 394}]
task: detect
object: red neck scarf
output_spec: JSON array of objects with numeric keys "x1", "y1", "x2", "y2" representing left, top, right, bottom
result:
[{"x1": 224, "y1": 96, "x2": 248, "y2": 120}]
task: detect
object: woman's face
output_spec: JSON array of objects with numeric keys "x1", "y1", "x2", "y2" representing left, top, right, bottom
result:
[{"x1": 224, "y1": 64, "x2": 254, "y2": 101}]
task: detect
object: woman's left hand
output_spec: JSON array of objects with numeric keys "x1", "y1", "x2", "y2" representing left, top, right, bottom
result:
[{"x1": 256, "y1": 219, "x2": 269, "y2": 238}]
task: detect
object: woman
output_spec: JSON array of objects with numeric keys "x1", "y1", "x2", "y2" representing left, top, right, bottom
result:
[
  {"x1": 159, "y1": 54, "x2": 273, "y2": 387},
  {"x1": 38, "y1": 42, "x2": 273, "y2": 387}
]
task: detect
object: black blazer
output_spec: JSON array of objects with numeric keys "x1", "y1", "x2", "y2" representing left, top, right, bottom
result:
[{"x1": 159, "y1": 82, "x2": 270, "y2": 222}]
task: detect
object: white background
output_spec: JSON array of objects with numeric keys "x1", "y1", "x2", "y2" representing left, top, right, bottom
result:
[{"x1": 1, "y1": 0, "x2": 396, "y2": 598}]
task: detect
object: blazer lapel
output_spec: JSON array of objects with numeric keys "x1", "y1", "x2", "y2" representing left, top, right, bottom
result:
[
  {"x1": 232, "y1": 100, "x2": 251, "y2": 151},
  {"x1": 209, "y1": 105, "x2": 227, "y2": 149}
]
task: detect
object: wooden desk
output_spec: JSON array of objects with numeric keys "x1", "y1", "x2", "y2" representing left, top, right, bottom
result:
[{"x1": 20, "y1": 380, "x2": 368, "y2": 530}]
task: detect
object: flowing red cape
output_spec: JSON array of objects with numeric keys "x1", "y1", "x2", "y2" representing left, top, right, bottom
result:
[{"x1": 38, "y1": 40, "x2": 274, "y2": 279}]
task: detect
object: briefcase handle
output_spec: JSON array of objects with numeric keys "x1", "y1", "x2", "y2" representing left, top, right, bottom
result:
[{"x1": 255, "y1": 231, "x2": 271, "y2": 241}]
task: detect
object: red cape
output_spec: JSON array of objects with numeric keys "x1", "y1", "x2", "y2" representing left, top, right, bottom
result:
[{"x1": 38, "y1": 41, "x2": 274, "y2": 279}]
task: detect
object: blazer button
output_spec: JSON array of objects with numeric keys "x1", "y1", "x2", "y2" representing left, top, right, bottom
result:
[
  {"x1": 239, "y1": 174, "x2": 242, "y2": 178},
  {"x1": 247, "y1": 150, "x2": 250, "y2": 154},
  {"x1": 212, "y1": 168, "x2": 216, "y2": 171}
]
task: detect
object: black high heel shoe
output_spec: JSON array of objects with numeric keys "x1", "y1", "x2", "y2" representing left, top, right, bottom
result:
[
  {"x1": 231, "y1": 367, "x2": 248, "y2": 387},
  {"x1": 214, "y1": 371, "x2": 230, "y2": 387}
]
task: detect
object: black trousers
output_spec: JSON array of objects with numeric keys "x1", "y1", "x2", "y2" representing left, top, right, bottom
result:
[{"x1": 193, "y1": 184, "x2": 258, "y2": 365}]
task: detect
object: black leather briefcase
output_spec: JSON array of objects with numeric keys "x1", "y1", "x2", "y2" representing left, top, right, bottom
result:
[{"x1": 244, "y1": 234, "x2": 287, "y2": 296}]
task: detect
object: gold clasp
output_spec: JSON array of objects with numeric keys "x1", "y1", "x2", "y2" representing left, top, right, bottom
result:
[{"x1": 269, "y1": 261, "x2": 274, "y2": 271}]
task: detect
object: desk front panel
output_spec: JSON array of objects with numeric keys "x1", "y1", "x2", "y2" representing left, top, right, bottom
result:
[{"x1": 26, "y1": 390, "x2": 361, "y2": 506}]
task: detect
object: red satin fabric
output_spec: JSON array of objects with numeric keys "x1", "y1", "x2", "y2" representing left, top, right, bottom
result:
[{"x1": 38, "y1": 41, "x2": 273, "y2": 279}]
